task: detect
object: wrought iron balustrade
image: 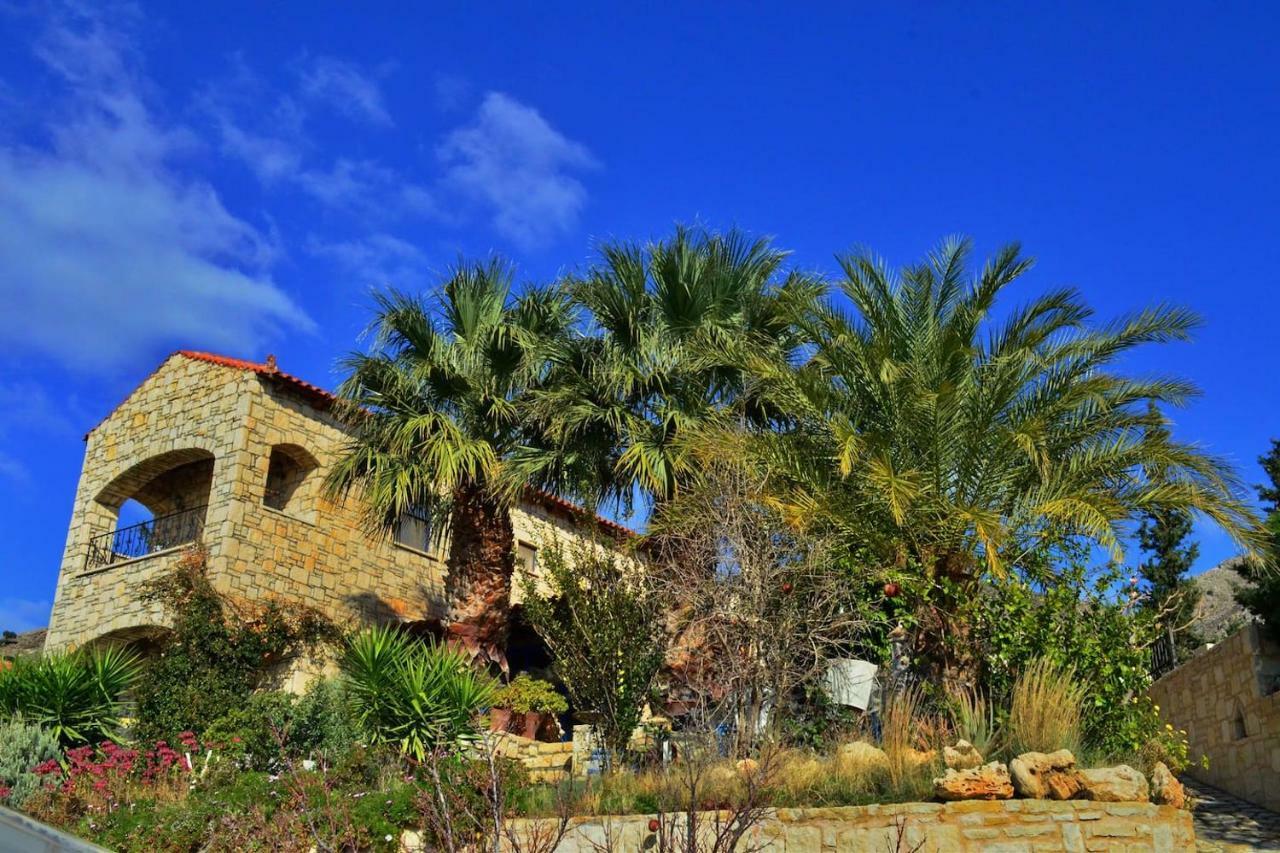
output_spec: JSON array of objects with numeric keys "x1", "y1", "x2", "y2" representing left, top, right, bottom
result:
[{"x1": 85, "y1": 505, "x2": 207, "y2": 569}]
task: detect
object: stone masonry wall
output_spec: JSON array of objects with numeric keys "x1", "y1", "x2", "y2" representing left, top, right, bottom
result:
[
  {"x1": 46, "y1": 353, "x2": 631, "y2": 656},
  {"x1": 1148, "y1": 623, "x2": 1280, "y2": 811},
  {"x1": 497, "y1": 801, "x2": 1195, "y2": 852}
]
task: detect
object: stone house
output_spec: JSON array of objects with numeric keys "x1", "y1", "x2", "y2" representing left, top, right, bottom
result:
[{"x1": 44, "y1": 350, "x2": 631, "y2": 681}]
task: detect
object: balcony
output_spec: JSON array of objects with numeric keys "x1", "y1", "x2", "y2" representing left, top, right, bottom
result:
[{"x1": 84, "y1": 505, "x2": 207, "y2": 570}]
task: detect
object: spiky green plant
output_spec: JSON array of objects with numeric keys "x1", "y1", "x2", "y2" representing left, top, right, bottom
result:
[
  {"x1": 0, "y1": 646, "x2": 141, "y2": 746},
  {"x1": 339, "y1": 625, "x2": 495, "y2": 760}
]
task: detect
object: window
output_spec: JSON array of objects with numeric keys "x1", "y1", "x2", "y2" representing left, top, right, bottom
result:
[
  {"x1": 263, "y1": 445, "x2": 317, "y2": 516},
  {"x1": 517, "y1": 542, "x2": 537, "y2": 576},
  {"x1": 395, "y1": 505, "x2": 433, "y2": 553}
]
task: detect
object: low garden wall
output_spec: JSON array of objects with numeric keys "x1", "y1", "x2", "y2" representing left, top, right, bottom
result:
[
  {"x1": 496, "y1": 800, "x2": 1195, "y2": 852},
  {"x1": 491, "y1": 731, "x2": 575, "y2": 782}
]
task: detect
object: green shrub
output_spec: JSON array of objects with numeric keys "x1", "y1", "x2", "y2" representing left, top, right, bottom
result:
[
  {"x1": 970, "y1": 543, "x2": 1168, "y2": 756},
  {"x1": 132, "y1": 548, "x2": 336, "y2": 743},
  {"x1": 0, "y1": 717, "x2": 60, "y2": 808},
  {"x1": 520, "y1": 539, "x2": 666, "y2": 757},
  {"x1": 492, "y1": 674, "x2": 568, "y2": 714},
  {"x1": 203, "y1": 692, "x2": 296, "y2": 770},
  {"x1": 202, "y1": 680, "x2": 360, "y2": 771},
  {"x1": 291, "y1": 678, "x2": 360, "y2": 761},
  {"x1": 340, "y1": 625, "x2": 495, "y2": 760},
  {"x1": 0, "y1": 646, "x2": 141, "y2": 745}
]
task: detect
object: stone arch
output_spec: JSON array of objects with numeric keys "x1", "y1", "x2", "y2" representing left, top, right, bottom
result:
[
  {"x1": 93, "y1": 448, "x2": 216, "y2": 515},
  {"x1": 263, "y1": 443, "x2": 320, "y2": 520},
  {"x1": 1231, "y1": 699, "x2": 1248, "y2": 740},
  {"x1": 87, "y1": 448, "x2": 215, "y2": 567},
  {"x1": 84, "y1": 624, "x2": 173, "y2": 659}
]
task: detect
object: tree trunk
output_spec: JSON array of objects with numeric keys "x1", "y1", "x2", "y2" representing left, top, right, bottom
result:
[{"x1": 443, "y1": 478, "x2": 515, "y2": 672}]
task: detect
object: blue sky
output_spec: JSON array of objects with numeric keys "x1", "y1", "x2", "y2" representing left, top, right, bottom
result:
[{"x1": 1, "y1": 2, "x2": 1278, "y2": 632}]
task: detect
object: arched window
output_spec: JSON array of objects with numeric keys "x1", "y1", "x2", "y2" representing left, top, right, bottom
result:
[
  {"x1": 1232, "y1": 702, "x2": 1248, "y2": 740},
  {"x1": 263, "y1": 444, "x2": 319, "y2": 518},
  {"x1": 88, "y1": 449, "x2": 215, "y2": 568}
]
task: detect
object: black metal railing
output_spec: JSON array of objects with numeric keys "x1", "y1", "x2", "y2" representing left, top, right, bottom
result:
[
  {"x1": 85, "y1": 505, "x2": 207, "y2": 570},
  {"x1": 1151, "y1": 626, "x2": 1178, "y2": 678}
]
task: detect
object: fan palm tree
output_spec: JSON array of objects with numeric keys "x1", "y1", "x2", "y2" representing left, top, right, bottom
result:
[
  {"x1": 516, "y1": 226, "x2": 821, "y2": 514},
  {"x1": 754, "y1": 237, "x2": 1266, "y2": 680},
  {"x1": 326, "y1": 258, "x2": 574, "y2": 671}
]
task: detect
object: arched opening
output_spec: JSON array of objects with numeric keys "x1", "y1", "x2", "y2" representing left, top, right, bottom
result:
[
  {"x1": 88, "y1": 449, "x2": 215, "y2": 568},
  {"x1": 1232, "y1": 702, "x2": 1248, "y2": 740},
  {"x1": 85, "y1": 625, "x2": 173, "y2": 660},
  {"x1": 263, "y1": 444, "x2": 319, "y2": 520}
]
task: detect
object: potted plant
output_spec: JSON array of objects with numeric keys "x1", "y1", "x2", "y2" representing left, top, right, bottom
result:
[{"x1": 491, "y1": 674, "x2": 569, "y2": 741}]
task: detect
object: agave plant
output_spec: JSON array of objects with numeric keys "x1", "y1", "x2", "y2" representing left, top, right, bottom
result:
[
  {"x1": 0, "y1": 646, "x2": 142, "y2": 746},
  {"x1": 340, "y1": 625, "x2": 495, "y2": 760}
]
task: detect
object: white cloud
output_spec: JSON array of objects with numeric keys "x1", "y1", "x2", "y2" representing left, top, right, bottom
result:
[
  {"x1": 0, "y1": 8, "x2": 313, "y2": 373},
  {"x1": 0, "y1": 453, "x2": 31, "y2": 484},
  {"x1": 296, "y1": 158, "x2": 437, "y2": 218},
  {"x1": 0, "y1": 382, "x2": 79, "y2": 437},
  {"x1": 309, "y1": 233, "x2": 429, "y2": 287},
  {"x1": 438, "y1": 92, "x2": 598, "y2": 248},
  {"x1": 297, "y1": 56, "x2": 392, "y2": 127},
  {"x1": 0, "y1": 597, "x2": 51, "y2": 633}
]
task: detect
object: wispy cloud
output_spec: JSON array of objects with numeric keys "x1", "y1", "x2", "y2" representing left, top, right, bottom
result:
[
  {"x1": 0, "y1": 597, "x2": 52, "y2": 633},
  {"x1": 0, "y1": 382, "x2": 80, "y2": 437},
  {"x1": 296, "y1": 158, "x2": 437, "y2": 219},
  {"x1": 438, "y1": 92, "x2": 599, "y2": 249},
  {"x1": 308, "y1": 233, "x2": 429, "y2": 287},
  {"x1": 297, "y1": 56, "x2": 392, "y2": 127},
  {"x1": 0, "y1": 7, "x2": 313, "y2": 373}
]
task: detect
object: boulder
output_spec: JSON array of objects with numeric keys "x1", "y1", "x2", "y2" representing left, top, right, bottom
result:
[
  {"x1": 838, "y1": 741, "x2": 889, "y2": 770},
  {"x1": 1009, "y1": 749, "x2": 1085, "y2": 799},
  {"x1": 944, "y1": 739, "x2": 984, "y2": 770},
  {"x1": 1078, "y1": 765, "x2": 1150, "y2": 802},
  {"x1": 1150, "y1": 761, "x2": 1186, "y2": 809},
  {"x1": 933, "y1": 761, "x2": 1014, "y2": 801}
]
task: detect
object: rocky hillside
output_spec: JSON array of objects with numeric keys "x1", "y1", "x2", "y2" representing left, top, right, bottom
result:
[{"x1": 1192, "y1": 558, "x2": 1254, "y2": 644}]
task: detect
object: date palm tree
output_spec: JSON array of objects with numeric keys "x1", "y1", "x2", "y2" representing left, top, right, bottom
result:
[
  {"x1": 326, "y1": 258, "x2": 573, "y2": 671},
  {"x1": 515, "y1": 226, "x2": 821, "y2": 514},
  {"x1": 756, "y1": 237, "x2": 1266, "y2": 681}
]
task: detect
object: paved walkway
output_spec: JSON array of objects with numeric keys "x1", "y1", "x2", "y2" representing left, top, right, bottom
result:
[{"x1": 1186, "y1": 778, "x2": 1280, "y2": 852}]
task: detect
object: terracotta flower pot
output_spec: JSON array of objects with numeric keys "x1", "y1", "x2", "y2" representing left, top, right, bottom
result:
[
  {"x1": 489, "y1": 707, "x2": 513, "y2": 733},
  {"x1": 523, "y1": 711, "x2": 558, "y2": 741}
]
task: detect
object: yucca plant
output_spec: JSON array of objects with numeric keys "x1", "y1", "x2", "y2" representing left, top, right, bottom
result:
[
  {"x1": 948, "y1": 684, "x2": 1000, "y2": 758},
  {"x1": 0, "y1": 646, "x2": 142, "y2": 746},
  {"x1": 340, "y1": 625, "x2": 495, "y2": 760}
]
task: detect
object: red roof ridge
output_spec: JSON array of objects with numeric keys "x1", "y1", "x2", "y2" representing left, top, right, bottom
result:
[{"x1": 90, "y1": 350, "x2": 635, "y2": 538}]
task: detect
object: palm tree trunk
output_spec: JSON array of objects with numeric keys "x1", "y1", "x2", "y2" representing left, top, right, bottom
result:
[{"x1": 444, "y1": 478, "x2": 515, "y2": 672}]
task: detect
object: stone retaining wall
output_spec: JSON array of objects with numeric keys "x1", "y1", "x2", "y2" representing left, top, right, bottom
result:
[
  {"x1": 502, "y1": 800, "x2": 1194, "y2": 852},
  {"x1": 491, "y1": 732, "x2": 575, "y2": 783},
  {"x1": 1148, "y1": 623, "x2": 1280, "y2": 811}
]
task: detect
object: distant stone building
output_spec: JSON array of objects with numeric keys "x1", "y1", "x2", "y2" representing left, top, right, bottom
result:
[{"x1": 44, "y1": 351, "x2": 629, "y2": 677}]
